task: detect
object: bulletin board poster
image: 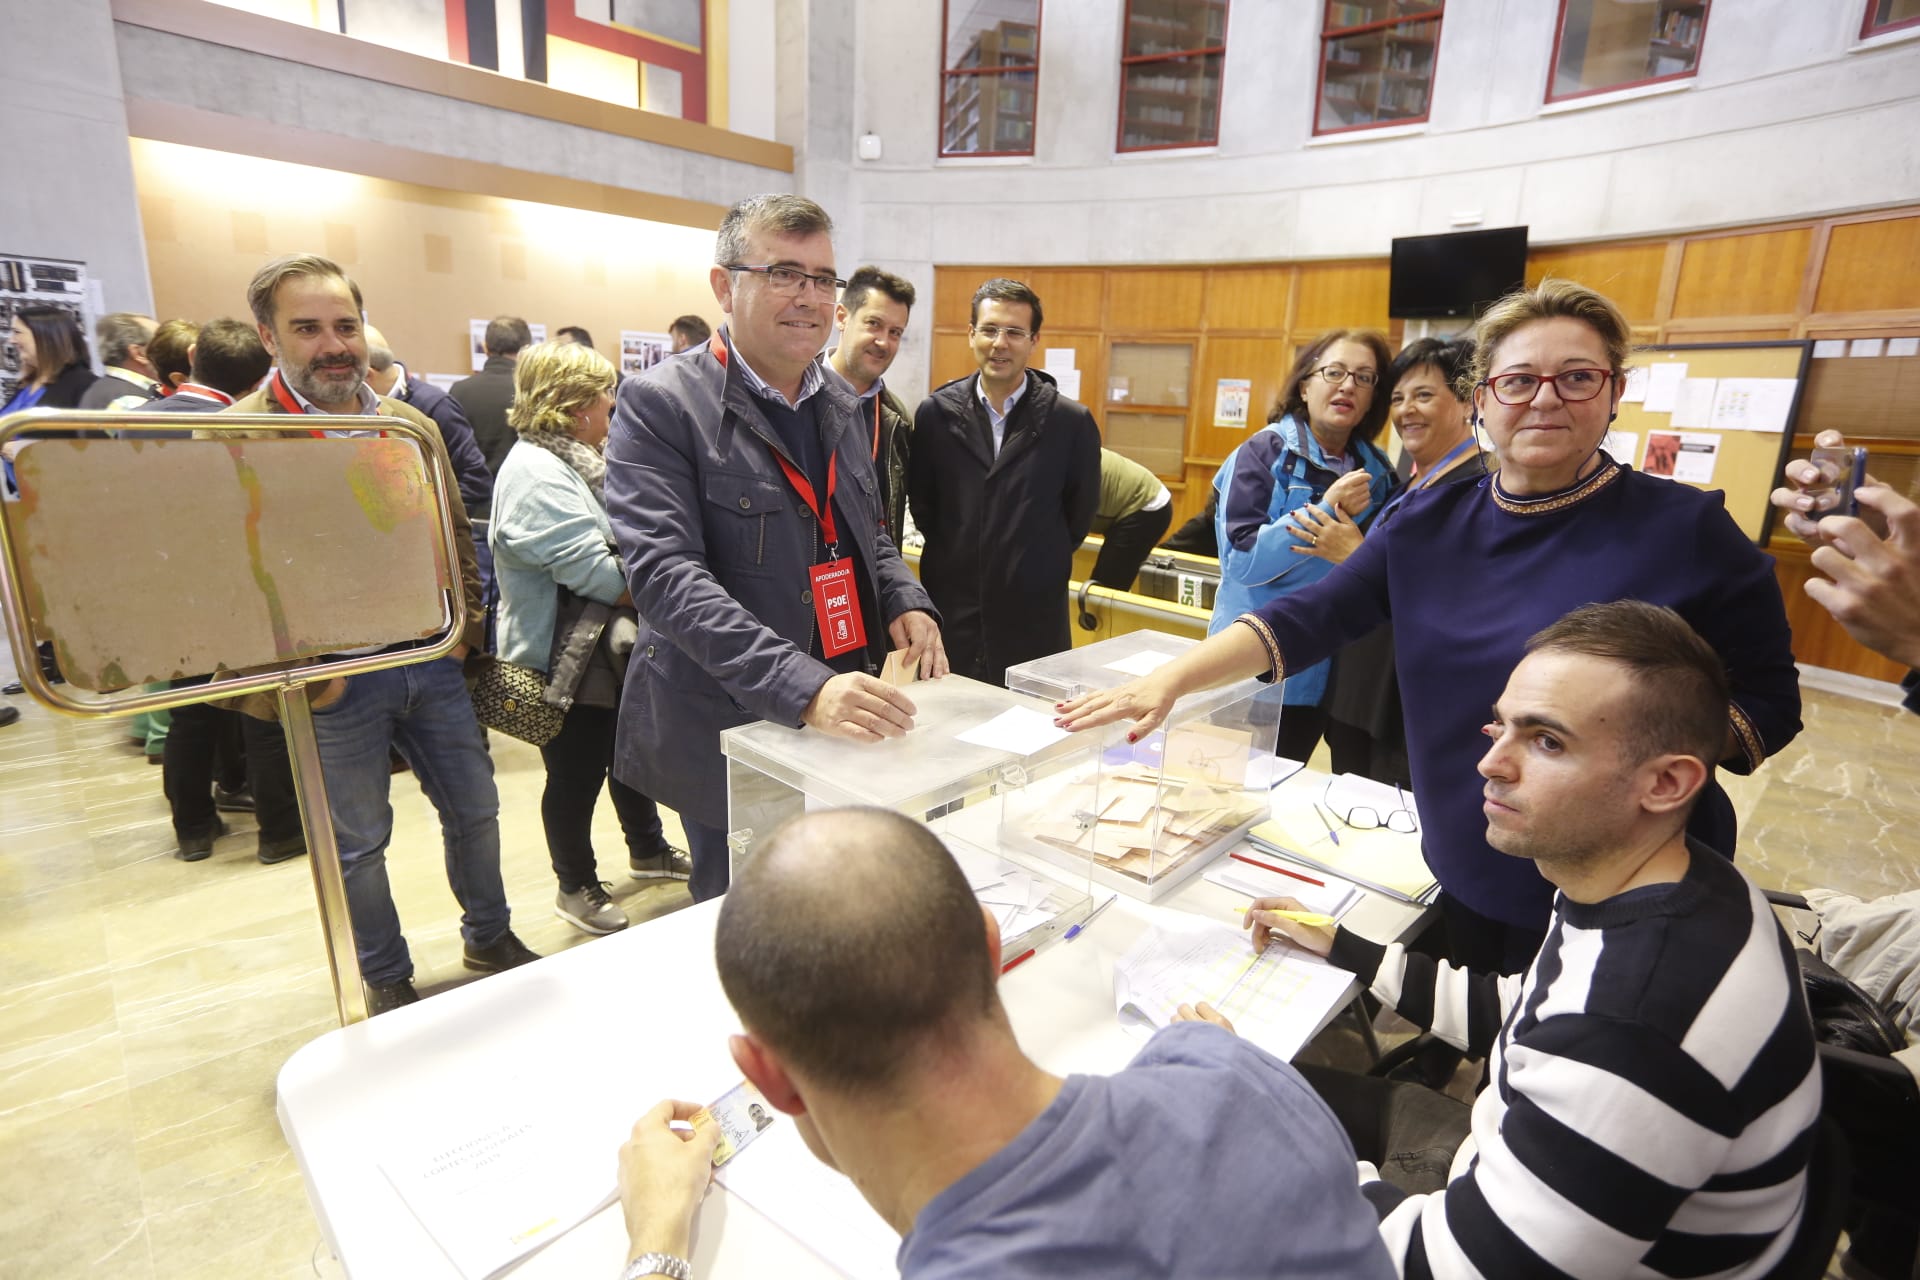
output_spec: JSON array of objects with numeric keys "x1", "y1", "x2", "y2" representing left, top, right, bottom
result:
[
  {"x1": 2, "y1": 254, "x2": 92, "y2": 405},
  {"x1": 1213, "y1": 378, "x2": 1252, "y2": 429},
  {"x1": 621, "y1": 331, "x2": 673, "y2": 378},
  {"x1": 1609, "y1": 342, "x2": 1810, "y2": 545}
]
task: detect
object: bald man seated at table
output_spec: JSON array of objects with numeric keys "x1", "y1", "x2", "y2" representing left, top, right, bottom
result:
[{"x1": 613, "y1": 807, "x2": 1395, "y2": 1280}]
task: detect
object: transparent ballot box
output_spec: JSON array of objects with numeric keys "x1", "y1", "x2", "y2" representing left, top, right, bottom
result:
[
  {"x1": 719, "y1": 674, "x2": 1095, "y2": 961},
  {"x1": 1002, "y1": 630, "x2": 1281, "y2": 901}
]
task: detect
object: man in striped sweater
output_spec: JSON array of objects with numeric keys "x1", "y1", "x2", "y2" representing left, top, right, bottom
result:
[{"x1": 1188, "y1": 600, "x2": 1820, "y2": 1278}]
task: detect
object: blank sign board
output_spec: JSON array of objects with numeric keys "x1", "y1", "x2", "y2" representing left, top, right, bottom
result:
[{"x1": 6, "y1": 436, "x2": 453, "y2": 691}]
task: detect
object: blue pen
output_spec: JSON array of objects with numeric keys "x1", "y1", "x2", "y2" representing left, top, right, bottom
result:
[
  {"x1": 1065, "y1": 894, "x2": 1118, "y2": 941},
  {"x1": 1311, "y1": 802, "x2": 1342, "y2": 846}
]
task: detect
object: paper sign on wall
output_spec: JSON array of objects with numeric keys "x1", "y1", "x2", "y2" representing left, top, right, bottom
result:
[
  {"x1": 1213, "y1": 378, "x2": 1252, "y2": 428},
  {"x1": 1619, "y1": 367, "x2": 1649, "y2": 403},
  {"x1": 1602, "y1": 430, "x2": 1639, "y2": 465},
  {"x1": 1849, "y1": 338, "x2": 1885, "y2": 358},
  {"x1": 468, "y1": 319, "x2": 489, "y2": 372},
  {"x1": 620, "y1": 331, "x2": 673, "y2": 377},
  {"x1": 1669, "y1": 377, "x2": 1718, "y2": 429},
  {"x1": 1642, "y1": 362, "x2": 1686, "y2": 413},
  {"x1": 1043, "y1": 348, "x2": 1076, "y2": 372},
  {"x1": 1708, "y1": 378, "x2": 1796, "y2": 433},
  {"x1": 1643, "y1": 431, "x2": 1720, "y2": 485},
  {"x1": 1054, "y1": 368, "x2": 1083, "y2": 401},
  {"x1": 1889, "y1": 338, "x2": 1920, "y2": 358}
]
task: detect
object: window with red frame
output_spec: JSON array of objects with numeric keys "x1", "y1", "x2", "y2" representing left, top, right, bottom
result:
[
  {"x1": 1862, "y1": 0, "x2": 1920, "y2": 38},
  {"x1": 1118, "y1": 1, "x2": 1229, "y2": 152},
  {"x1": 941, "y1": 2, "x2": 1043, "y2": 157},
  {"x1": 1315, "y1": 3, "x2": 1444, "y2": 137},
  {"x1": 1547, "y1": 0, "x2": 1709, "y2": 103}
]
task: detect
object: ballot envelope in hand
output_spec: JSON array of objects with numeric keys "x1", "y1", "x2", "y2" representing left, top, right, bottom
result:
[{"x1": 692, "y1": 1080, "x2": 777, "y2": 1167}]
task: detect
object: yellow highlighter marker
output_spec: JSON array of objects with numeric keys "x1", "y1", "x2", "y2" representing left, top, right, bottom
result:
[{"x1": 1233, "y1": 907, "x2": 1335, "y2": 927}]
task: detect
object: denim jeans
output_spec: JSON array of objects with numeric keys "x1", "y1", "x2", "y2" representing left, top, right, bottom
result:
[
  {"x1": 310, "y1": 656, "x2": 510, "y2": 984},
  {"x1": 682, "y1": 816, "x2": 731, "y2": 904}
]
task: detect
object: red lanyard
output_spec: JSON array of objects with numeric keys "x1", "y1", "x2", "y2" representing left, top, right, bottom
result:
[
  {"x1": 175, "y1": 383, "x2": 232, "y2": 406},
  {"x1": 869, "y1": 394, "x2": 881, "y2": 462},
  {"x1": 713, "y1": 332, "x2": 843, "y2": 556}
]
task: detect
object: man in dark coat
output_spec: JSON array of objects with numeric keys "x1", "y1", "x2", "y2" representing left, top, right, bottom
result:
[
  {"x1": 824, "y1": 265, "x2": 915, "y2": 548},
  {"x1": 908, "y1": 278, "x2": 1101, "y2": 685},
  {"x1": 449, "y1": 315, "x2": 530, "y2": 475}
]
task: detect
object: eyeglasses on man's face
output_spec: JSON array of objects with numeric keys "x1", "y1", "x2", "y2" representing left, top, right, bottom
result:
[
  {"x1": 1480, "y1": 367, "x2": 1613, "y2": 406},
  {"x1": 972, "y1": 324, "x2": 1033, "y2": 344},
  {"x1": 726, "y1": 263, "x2": 846, "y2": 297},
  {"x1": 1314, "y1": 364, "x2": 1378, "y2": 389}
]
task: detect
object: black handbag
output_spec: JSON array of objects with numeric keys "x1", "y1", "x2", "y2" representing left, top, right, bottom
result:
[{"x1": 468, "y1": 654, "x2": 565, "y2": 746}]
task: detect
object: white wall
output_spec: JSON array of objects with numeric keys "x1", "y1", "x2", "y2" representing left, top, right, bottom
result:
[
  {"x1": 0, "y1": 0, "x2": 153, "y2": 316},
  {"x1": 727, "y1": 0, "x2": 778, "y2": 140},
  {"x1": 830, "y1": 0, "x2": 1920, "y2": 401}
]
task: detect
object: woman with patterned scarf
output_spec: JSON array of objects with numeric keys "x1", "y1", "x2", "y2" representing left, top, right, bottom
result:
[{"x1": 490, "y1": 341, "x2": 689, "y2": 936}]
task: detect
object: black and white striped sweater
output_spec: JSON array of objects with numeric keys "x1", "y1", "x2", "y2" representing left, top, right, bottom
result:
[{"x1": 1330, "y1": 840, "x2": 1820, "y2": 1279}]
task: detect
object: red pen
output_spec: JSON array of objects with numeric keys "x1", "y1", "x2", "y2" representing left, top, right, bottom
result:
[
  {"x1": 1231, "y1": 850, "x2": 1325, "y2": 888},
  {"x1": 1000, "y1": 948, "x2": 1037, "y2": 974}
]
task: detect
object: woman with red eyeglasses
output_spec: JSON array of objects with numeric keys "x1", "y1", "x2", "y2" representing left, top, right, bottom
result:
[{"x1": 1060, "y1": 279, "x2": 1800, "y2": 973}]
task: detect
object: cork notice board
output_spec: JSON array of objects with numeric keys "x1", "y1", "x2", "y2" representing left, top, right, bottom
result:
[
  {"x1": 5, "y1": 436, "x2": 454, "y2": 691},
  {"x1": 1608, "y1": 341, "x2": 1810, "y2": 544}
]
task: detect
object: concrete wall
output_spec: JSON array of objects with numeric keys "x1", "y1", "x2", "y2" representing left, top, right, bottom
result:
[
  {"x1": 832, "y1": 0, "x2": 1920, "y2": 401},
  {"x1": 0, "y1": 0, "x2": 153, "y2": 317}
]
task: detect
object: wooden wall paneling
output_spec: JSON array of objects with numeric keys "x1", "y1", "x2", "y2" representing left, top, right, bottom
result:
[
  {"x1": 1526, "y1": 240, "x2": 1668, "y2": 325},
  {"x1": 1036, "y1": 332, "x2": 1108, "y2": 431},
  {"x1": 1797, "y1": 353, "x2": 1920, "y2": 442},
  {"x1": 1107, "y1": 268, "x2": 1206, "y2": 332},
  {"x1": 933, "y1": 266, "x2": 992, "y2": 329},
  {"x1": 1768, "y1": 540, "x2": 1912, "y2": 682},
  {"x1": 1021, "y1": 270, "x2": 1108, "y2": 331},
  {"x1": 1813, "y1": 214, "x2": 1920, "y2": 314},
  {"x1": 1659, "y1": 324, "x2": 1796, "y2": 342},
  {"x1": 1670, "y1": 227, "x2": 1814, "y2": 319},
  {"x1": 929, "y1": 331, "x2": 977, "y2": 388},
  {"x1": 1292, "y1": 260, "x2": 1392, "y2": 334},
  {"x1": 1192, "y1": 335, "x2": 1289, "y2": 464},
  {"x1": 1202, "y1": 265, "x2": 1292, "y2": 332}
]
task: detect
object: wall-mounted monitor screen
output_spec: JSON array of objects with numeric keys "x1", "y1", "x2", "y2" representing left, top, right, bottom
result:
[{"x1": 1389, "y1": 226, "x2": 1529, "y2": 319}]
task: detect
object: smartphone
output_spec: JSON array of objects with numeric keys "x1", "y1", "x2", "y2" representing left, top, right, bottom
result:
[{"x1": 1806, "y1": 446, "x2": 1868, "y2": 518}]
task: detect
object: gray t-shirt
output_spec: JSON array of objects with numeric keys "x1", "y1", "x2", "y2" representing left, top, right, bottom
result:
[{"x1": 896, "y1": 1023, "x2": 1395, "y2": 1279}]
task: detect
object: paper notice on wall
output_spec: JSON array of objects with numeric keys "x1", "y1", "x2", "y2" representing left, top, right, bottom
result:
[
  {"x1": 422, "y1": 373, "x2": 462, "y2": 393},
  {"x1": 1642, "y1": 362, "x2": 1687, "y2": 413},
  {"x1": 1889, "y1": 338, "x2": 1920, "y2": 358},
  {"x1": 528, "y1": 323, "x2": 547, "y2": 344},
  {"x1": 1213, "y1": 378, "x2": 1252, "y2": 428},
  {"x1": 469, "y1": 319, "x2": 489, "y2": 372},
  {"x1": 1602, "y1": 430, "x2": 1639, "y2": 465},
  {"x1": 1043, "y1": 347, "x2": 1076, "y2": 372},
  {"x1": 1849, "y1": 338, "x2": 1885, "y2": 358},
  {"x1": 1669, "y1": 377, "x2": 1718, "y2": 429},
  {"x1": 1643, "y1": 431, "x2": 1720, "y2": 485},
  {"x1": 1054, "y1": 368, "x2": 1083, "y2": 401},
  {"x1": 1708, "y1": 378, "x2": 1797, "y2": 433},
  {"x1": 1812, "y1": 340, "x2": 1847, "y2": 359},
  {"x1": 620, "y1": 331, "x2": 673, "y2": 378},
  {"x1": 1619, "y1": 367, "x2": 1649, "y2": 403}
]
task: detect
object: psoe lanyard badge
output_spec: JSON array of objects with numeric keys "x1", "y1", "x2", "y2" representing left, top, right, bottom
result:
[{"x1": 809, "y1": 559, "x2": 866, "y2": 659}]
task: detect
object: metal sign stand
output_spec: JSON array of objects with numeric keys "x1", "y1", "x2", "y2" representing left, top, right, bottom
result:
[{"x1": 0, "y1": 410, "x2": 467, "y2": 1026}]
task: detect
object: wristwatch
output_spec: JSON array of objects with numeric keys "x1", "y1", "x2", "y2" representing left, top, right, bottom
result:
[{"x1": 621, "y1": 1252, "x2": 691, "y2": 1280}]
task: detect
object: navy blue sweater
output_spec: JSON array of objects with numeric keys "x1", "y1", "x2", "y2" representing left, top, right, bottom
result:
[{"x1": 1240, "y1": 457, "x2": 1801, "y2": 929}]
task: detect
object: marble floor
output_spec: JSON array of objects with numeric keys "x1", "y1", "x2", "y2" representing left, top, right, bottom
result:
[{"x1": 0, "y1": 648, "x2": 1914, "y2": 1278}]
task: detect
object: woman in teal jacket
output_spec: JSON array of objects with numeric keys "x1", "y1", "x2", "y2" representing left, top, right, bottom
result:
[
  {"x1": 1209, "y1": 330, "x2": 1397, "y2": 762},
  {"x1": 491, "y1": 342, "x2": 686, "y2": 938}
]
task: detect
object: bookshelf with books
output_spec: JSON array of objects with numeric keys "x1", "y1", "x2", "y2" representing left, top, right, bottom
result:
[
  {"x1": 1118, "y1": 1, "x2": 1230, "y2": 152},
  {"x1": 1547, "y1": 0, "x2": 1710, "y2": 103},
  {"x1": 941, "y1": 6, "x2": 1041, "y2": 158},
  {"x1": 1314, "y1": 2, "x2": 1444, "y2": 137}
]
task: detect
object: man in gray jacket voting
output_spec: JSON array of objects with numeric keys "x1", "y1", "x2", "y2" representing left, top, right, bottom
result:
[{"x1": 603, "y1": 194, "x2": 945, "y2": 901}]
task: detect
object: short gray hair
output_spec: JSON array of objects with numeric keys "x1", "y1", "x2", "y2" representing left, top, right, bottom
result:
[
  {"x1": 365, "y1": 337, "x2": 395, "y2": 372},
  {"x1": 715, "y1": 194, "x2": 834, "y2": 268},
  {"x1": 95, "y1": 312, "x2": 157, "y2": 365}
]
